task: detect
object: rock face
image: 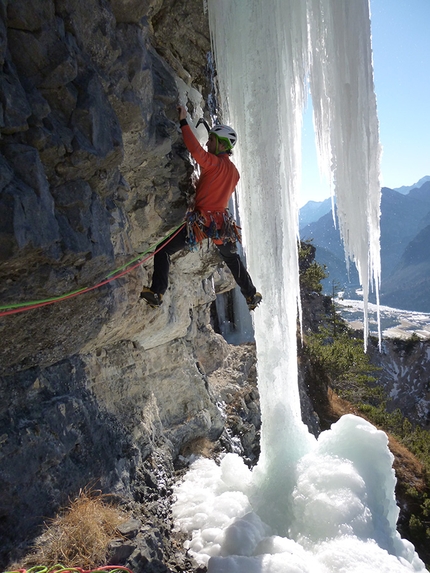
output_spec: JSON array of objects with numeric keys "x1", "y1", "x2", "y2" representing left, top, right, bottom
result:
[
  {"x1": 367, "y1": 337, "x2": 430, "y2": 427},
  {"x1": 0, "y1": 0, "x2": 238, "y2": 564}
]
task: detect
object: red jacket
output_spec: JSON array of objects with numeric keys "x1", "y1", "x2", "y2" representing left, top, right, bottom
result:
[{"x1": 181, "y1": 123, "x2": 240, "y2": 225}]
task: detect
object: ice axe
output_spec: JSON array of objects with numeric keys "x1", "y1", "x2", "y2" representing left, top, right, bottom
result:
[{"x1": 196, "y1": 118, "x2": 211, "y2": 133}]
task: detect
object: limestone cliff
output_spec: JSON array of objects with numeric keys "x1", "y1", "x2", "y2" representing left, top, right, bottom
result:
[{"x1": 0, "y1": 0, "x2": 243, "y2": 564}]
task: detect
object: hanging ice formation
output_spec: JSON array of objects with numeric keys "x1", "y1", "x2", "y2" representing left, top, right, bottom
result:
[
  {"x1": 307, "y1": 0, "x2": 382, "y2": 348},
  {"x1": 172, "y1": 1, "x2": 425, "y2": 572}
]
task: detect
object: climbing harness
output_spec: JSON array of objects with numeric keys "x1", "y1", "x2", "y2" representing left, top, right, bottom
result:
[
  {"x1": 184, "y1": 209, "x2": 242, "y2": 251},
  {"x1": 0, "y1": 223, "x2": 185, "y2": 318}
]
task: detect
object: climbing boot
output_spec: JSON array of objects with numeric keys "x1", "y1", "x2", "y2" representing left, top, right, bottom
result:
[
  {"x1": 140, "y1": 287, "x2": 163, "y2": 308},
  {"x1": 246, "y1": 292, "x2": 262, "y2": 311}
]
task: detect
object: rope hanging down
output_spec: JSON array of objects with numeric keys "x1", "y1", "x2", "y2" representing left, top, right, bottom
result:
[{"x1": 0, "y1": 224, "x2": 185, "y2": 318}]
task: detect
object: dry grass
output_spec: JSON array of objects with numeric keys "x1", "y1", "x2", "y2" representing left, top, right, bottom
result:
[
  {"x1": 388, "y1": 435, "x2": 427, "y2": 493},
  {"x1": 327, "y1": 388, "x2": 361, "y2": 419},
  {"x1": 18, "y1": 490, "x2": 129, "y2": 570}
]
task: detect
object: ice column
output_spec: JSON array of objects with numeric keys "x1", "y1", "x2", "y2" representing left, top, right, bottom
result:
[{"x1": 208, "y1": 0, "x2": 315, "y2": 532}]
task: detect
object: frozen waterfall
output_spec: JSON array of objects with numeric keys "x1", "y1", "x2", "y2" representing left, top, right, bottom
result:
[{"x1": 172, "y1": 1, "x2": 425, "y2": 572}]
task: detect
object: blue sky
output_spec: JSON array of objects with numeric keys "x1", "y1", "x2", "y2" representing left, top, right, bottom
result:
[{"x1": 300, "y1": 0, "x2": 430, "y2": 206}]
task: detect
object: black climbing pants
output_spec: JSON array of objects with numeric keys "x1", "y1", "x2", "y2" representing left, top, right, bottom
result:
[{"x1": 150, "y1": 226, "x2": 256, "y2": 299}]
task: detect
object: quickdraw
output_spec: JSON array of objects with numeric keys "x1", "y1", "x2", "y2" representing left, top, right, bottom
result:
[
  {"x1": 184, "y1": 210, "x2": 208, "y2": 249},
  {"x1": 220, "y1": 211, "x2": 242, "y2": 245}
]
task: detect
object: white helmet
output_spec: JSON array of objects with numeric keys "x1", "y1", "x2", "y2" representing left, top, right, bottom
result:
[{"x1": 210, "y1": 124, "x2": 238, "y2": 150}]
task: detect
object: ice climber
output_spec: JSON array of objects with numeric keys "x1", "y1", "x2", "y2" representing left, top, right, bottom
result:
[{"x1": 140, "y1": 104, "x2": 262, "y2": 311}]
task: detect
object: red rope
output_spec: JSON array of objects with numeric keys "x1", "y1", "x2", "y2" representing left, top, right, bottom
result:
[{"x1": 0, "y1": 224, "x2": 185, "y2": 318}]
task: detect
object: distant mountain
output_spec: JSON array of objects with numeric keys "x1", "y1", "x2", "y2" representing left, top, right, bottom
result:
[
  {"x1": 300, "y1": 209, "x2": 361, "y2": 296},
  {"x1": 299, "y1": 197, "x2": 332, "y2": 228},
  {"x1": 299, "y1": 180, "x2": 430, "y2": 311},
  {"x1": 379, "y1": 183, "x2": 430, "y2": 279},
  {"x1": 393, "y1": 175, "x2": 430, "y2": 195},
  {"x1": 380, "y1": 215, "x2": 430, "y2": 311},
  {"x1": 299, "y1": 176, "x2": 430, "y2": 228}
]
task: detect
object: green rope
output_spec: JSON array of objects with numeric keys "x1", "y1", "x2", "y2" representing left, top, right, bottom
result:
[
  {"x1": 0, "y1": 223, "x2": 184, "y2": 312},
  {"x1": 0, "y1": 287, "x2": 88, "y2": 311},
  {"x1": 105, "y1": 224, "x2": 182, "y2": 278}
]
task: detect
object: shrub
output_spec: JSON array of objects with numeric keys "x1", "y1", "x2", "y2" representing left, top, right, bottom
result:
[{"x1": 305, "y1": 327, "x2": 381, "y2": 404}]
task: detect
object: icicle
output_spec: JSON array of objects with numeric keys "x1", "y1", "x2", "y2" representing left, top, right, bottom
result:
[{"x1": 307, "y1": 0, "x2": 382, "y2": 350}]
